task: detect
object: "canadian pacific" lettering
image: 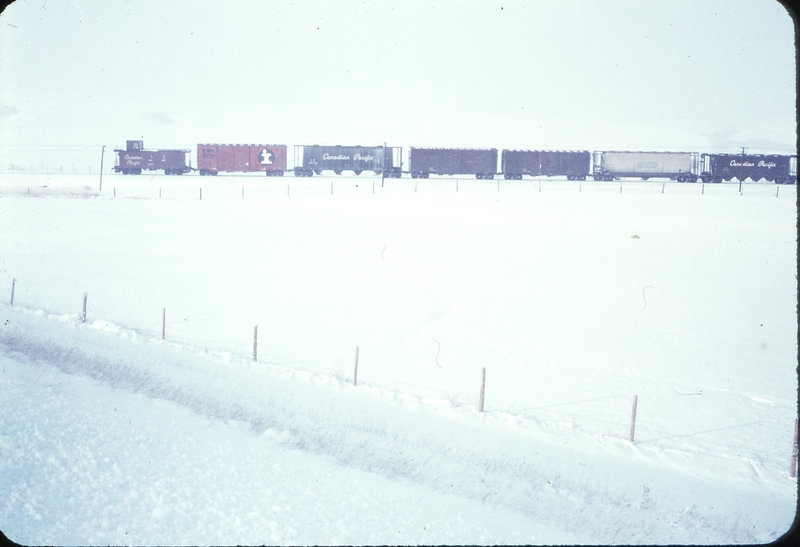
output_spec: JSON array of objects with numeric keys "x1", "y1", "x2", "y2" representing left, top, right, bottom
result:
[
  {"x1": 729, "y1": 159, "x2": 778, "y2": 169},
  {"x1": 322, "y1": 152, "x2": 375, "y2": 162}
]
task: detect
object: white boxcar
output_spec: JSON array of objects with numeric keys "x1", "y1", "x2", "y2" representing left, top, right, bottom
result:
[{"x1": 593, "y1": 151, "x2": 700, "y2": 182}]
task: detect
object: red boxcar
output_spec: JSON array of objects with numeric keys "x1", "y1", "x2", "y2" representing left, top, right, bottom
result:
[{"x1": 197, "y1": 144, "x2": 287, "y2": 176}]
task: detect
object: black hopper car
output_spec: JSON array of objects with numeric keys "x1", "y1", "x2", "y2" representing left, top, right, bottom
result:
[
  {"x1": 700, "y1": 154, "x2": 797, "y2": 184},
  {"x1": 292, "y1": 145, "x2": 402, "y2": 177}
]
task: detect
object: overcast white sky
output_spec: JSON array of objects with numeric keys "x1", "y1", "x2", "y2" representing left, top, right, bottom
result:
[{"x1": 0, "y1": 0, "x2": 796, "y2": 168}]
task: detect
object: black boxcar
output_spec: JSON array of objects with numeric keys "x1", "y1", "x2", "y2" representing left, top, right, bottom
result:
[
  {"x1": 293, "y1": 145, "x2": 402, "y2": 177},
  {"x1": 113, "y1": 140, "x2": 190, "y2": 175},
  {"x1": 700, "y1": 154, "x2": 797, "y2": 184},
  {"x1": 501, "y1": 150, "x2": 590, "y2": 180},
  {"x1": 409, "y1": 148, "x2": 497, "y2": 179}
]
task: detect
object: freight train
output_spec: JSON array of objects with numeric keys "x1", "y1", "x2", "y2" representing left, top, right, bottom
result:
[{"x1": 114, "y1": 140, "x2": 797, "y2": 184}]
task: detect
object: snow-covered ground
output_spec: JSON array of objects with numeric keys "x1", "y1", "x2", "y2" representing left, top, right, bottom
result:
[{"x1": 0, "y1": 173, "x2": 797, "y2": 545}]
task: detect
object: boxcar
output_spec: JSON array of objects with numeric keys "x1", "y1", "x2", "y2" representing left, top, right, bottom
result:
[
  {"x1": 409, "y1": 148, "x2": 497, "y2": 179},
  {"x1": 197, "y1": 144, "x2": 287, "y2": 176},
  {"x1": 700, "y1": 154, "x2": 797, "y2": 184},
  {"x1": 502, "y1": 150, "x2": 590, "y2": 180},
  {"x1": 292, "y1": 145, "x2": 401, "y2": 177},
  {"x1": 593, "y1": 151, "x2": 699, "y2": 182},
  {"x1": 113, "y1": 140, "x2": 190, "y2": 175}
]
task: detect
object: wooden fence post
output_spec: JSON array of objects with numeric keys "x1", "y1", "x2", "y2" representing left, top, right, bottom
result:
[
  {"x1": 10, "y1": 278, "x2": 15, "y2": 307},
  {"x1": 790, "y1": 418, "x2": 799, "y2": 478},
  {"x1": 82, "y1": 292, "x2": 87, "y2": 323},
  {"x1": 478, "y1": 367, "x2": 486, "y2": 413},
  {"x1": 161, "y1": 308, "x2": 166, "y2": 340},
  {"x1": 353, "y1": 346, "x2": 359, "y2": 386},
  {"x1": 253, "y1": 326, "x2": 258, "y2": 361},
  {"x1": 629, "y1": 395, "x2": 639, "y2": 442}
]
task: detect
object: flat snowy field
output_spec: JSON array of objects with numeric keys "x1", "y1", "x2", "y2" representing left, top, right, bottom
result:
[{"x1": 0, "y1": 173, "x2": 797, "y2": 545}]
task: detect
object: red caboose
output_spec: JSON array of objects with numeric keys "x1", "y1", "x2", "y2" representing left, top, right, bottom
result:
[{"x1": 197, "y1": 144, "x2": 287, "y2": 176}]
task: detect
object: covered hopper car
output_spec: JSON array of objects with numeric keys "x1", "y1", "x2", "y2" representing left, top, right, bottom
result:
[
  {"x1": 197, "y1": 144, "x2": 287, "y2": 176},
  {"x1": 592, "y1": 151, "x2": 699, "y2": 182},
  {"x1": 699, "y1": 153, "x2": 797, "y2": 184},
  {"x1": 409, "y1": 148, "x2": 498, "y2": 179},
  {"x1": 293, "y1": 145, "x2": 402, "y2": 177},
  {"x1": 502, "y1": 150, "x2": 590, "y2": 180},
  {"x1": 113, "y1": 140, "x2": 190, "y2": 175}
]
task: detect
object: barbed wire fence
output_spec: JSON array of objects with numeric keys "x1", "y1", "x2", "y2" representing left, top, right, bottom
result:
[{"x1": 4, "y1": 274, "x2": 798, "y2": 478}]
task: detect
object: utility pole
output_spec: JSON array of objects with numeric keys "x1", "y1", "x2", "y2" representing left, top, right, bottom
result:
[
  {"x1": 99, "y1": 145, "x2": 106, "y2": 191},
  {"x1": 381, "y1": 142, "x2": 386, "y2": 188}
]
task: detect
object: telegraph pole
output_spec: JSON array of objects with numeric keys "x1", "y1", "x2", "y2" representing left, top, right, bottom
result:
[
  {"x1": 99, "y1": 145, "x2": 106, "y2": 191},
  {"x1": 381, "y1": 142, "x2": 386, "y2": 188}
]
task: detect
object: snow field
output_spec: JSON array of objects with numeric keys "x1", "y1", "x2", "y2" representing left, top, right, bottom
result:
[{"x1": 0, "y1": 174, "x2": 797, "y2": 543}]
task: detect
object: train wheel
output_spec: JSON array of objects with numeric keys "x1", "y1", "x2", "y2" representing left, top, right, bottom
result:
[
  {"x1": 353, "y1": 170, "x2": 362, "y2": 176},
  {"x1": 476, "y1": 173, "x2": 483, "y2": 179},
  {"x1": 334, "y1": 170, "x2": 342, "y2": 175}
]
